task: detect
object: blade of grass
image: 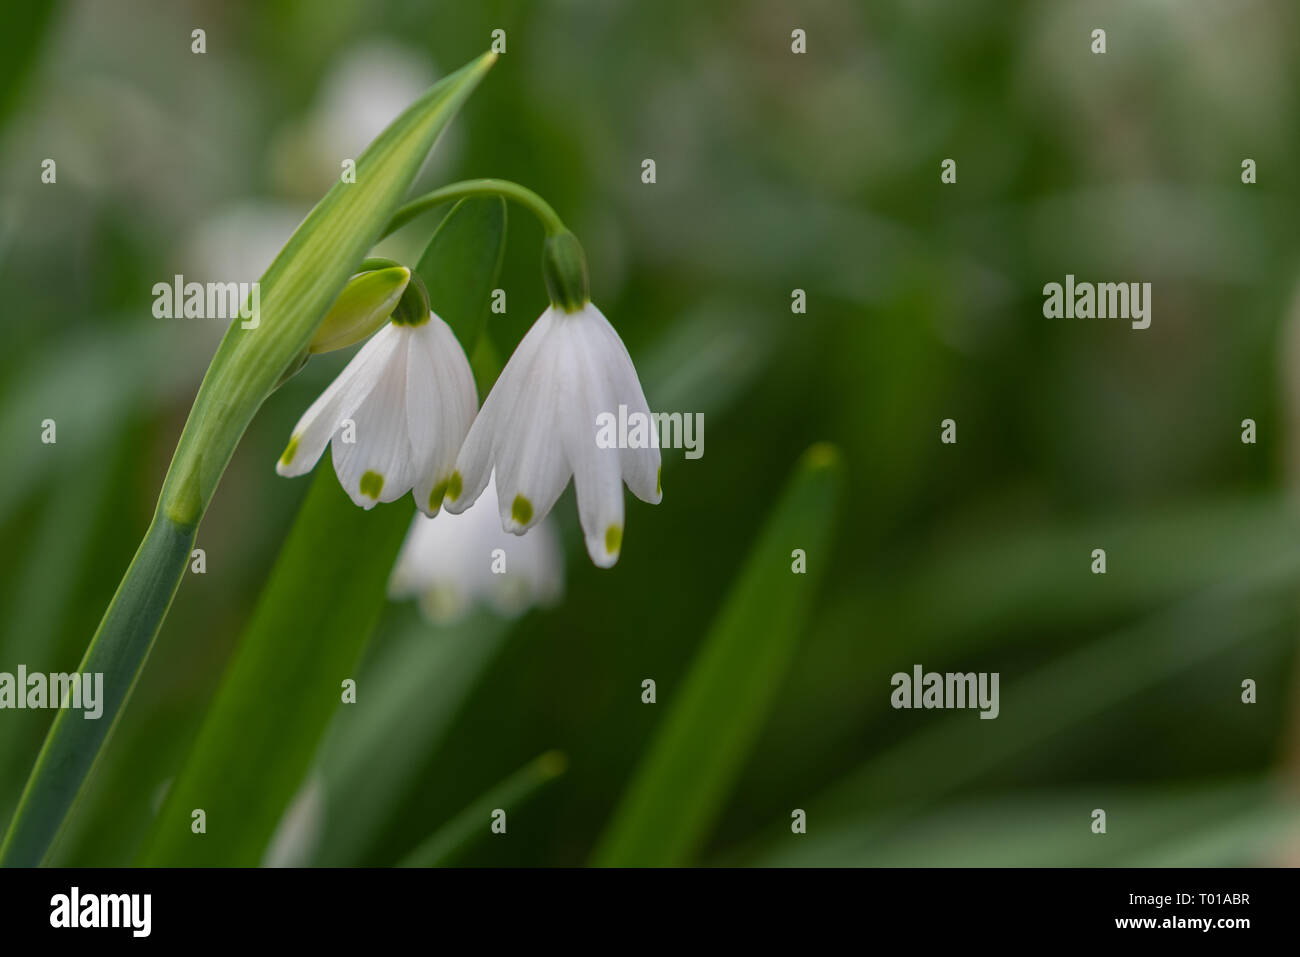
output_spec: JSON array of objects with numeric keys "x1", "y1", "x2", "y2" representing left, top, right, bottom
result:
[
  {"x1": 592, "y1": 443, "x2": 844, "y2": 866},
  {"x1": 0, "y1": 52, "x2": 497, "y2": 867},
  {"x1": 398, "y1": 751, "x2": 568, "y2": 867}
]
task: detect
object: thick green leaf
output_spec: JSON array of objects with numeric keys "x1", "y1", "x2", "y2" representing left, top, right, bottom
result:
[
  {"x1": 592, "y1": 444, "x2": 844, "y2": 866},
  {"x1": 399, "y1": 751, "x2": 567, "y2": 867},
  {"x1": 137, "y1": 472, "x2": 412, "y2": 866}
]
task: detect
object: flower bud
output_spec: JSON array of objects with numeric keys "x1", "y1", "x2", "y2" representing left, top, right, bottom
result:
[{"x1": 308, "y1": 266, "x2": 410, "y2": 354}]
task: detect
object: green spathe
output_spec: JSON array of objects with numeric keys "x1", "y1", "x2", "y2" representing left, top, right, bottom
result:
[
  {"x1": 309, "y1": 266, "x2": 410, "y2": 354},
  {"x1": 161, "y1": 51, "x2": 497, "y2": 526}
]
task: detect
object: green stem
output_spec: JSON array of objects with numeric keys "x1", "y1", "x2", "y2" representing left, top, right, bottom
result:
[
  {"x1": 0, "y1": 511, "x2": 195, "y2": 866},
  {"x1": 383, "y1": 178, "x2": 567, "y2": 239}
]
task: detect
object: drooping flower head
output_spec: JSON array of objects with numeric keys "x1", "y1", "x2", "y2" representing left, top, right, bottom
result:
[
  {"x1": 442, "y1": 231, "x2": 660, "y2": 567},
  {"x1": 276, "y1": 266, "x2": 477, "y2": 515},
  {"x1": 389, "y1": 473, "x2": 564, "y2": 623}
]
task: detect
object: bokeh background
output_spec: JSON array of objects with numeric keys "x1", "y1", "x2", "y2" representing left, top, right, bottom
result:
[{"x1": 2, "y1": 0, "x2": 1299, "y2": 866}]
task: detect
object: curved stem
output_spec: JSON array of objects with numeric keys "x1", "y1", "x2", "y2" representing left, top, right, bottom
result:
[{"x1": 382, "y1": 178, "x2": 567, "y2": 239}]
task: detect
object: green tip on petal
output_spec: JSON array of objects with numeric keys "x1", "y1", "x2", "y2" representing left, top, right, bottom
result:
[
  {"x1": 279, "y1": 435, "x2": 300, "y2": 467},
  {"x1": 360, "y1": 470, "x2": 385, "y2": 500},
  {"x1": 511, "y1": 494, "x2": 533, "y2": 525},
  {"x1": 605, "y1": 524, "x2": 622, "y2": 555},
  {"x1": 429, "y1": 477, "x2": 451, "y2": 511},
  {"x1": 656, "y1": 466, "x2": 662, "y2": 497},
  {"x1": 445, "y1": 471, "x2": 463, "y2": 502}
]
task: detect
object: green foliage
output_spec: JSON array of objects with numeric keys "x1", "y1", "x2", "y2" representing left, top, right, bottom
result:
[
  {"x1": 593, "y1": 445, "x2": 844, "y2": 866},
  {"x1": 138, "y1": 471, "x2": 411, "y2": 866}
]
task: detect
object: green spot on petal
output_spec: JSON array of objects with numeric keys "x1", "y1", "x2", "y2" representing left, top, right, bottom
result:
[
  {"x1": 446, "y1": 471, "x2": 463, "y2": 502},
  {"x1": 511, "y1": 494, "x2": 533, "y2": 525},
  {"x1": 279, "y1": 435, "x2": 300, "y2": 467},
  {"x1": 429, "y1": 477, "x2": 450, "y2": 511},
  {"x1": 605, "y1": 524, "x2": 622, "y2": 555},
  {"x1": 656, "y1": 466, "x2": 662, "y2": 497},
  {"x1": 360, "y1": 470, "x2": 384, "y2": 500}
]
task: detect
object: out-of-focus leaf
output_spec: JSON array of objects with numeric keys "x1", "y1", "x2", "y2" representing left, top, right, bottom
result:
[
  {"x1": 0, "y1": 326, "x2": 198, "y2": 529},
  {"x1": 759, "y1": 780, "x2": 1287, "y2": 866},
  {"x1": 593, "y1": 444, "x2": 843, "y2": 866},
  {"x1": 739, "y1": 557, "x2": 1300, "y2": 866},
  {"x1": 0, "y1": 435, "x2": 114, "y2": 827},
  {"x1": 311, "y1": 613, "x2": 513, "y2": 866},
  {"x1": 137, "y1": 470, "x2": 412, "y2": 866},
  {"x1": 0, "y1": 0, "x2": 58, "y2": 123},
  {"x1": 399, "y1": 751, "x2": 567, "y2": 867}
]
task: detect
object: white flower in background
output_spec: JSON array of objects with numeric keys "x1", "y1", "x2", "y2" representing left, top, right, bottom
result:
[
  {"x1": 443, "y1": 302, "x2": 661, "y2": 567},
  {"x1": 389, "y1": 474, "x2": 564, "y2": 624},
  {"x1": 276, "y1": 311, "x2": 477, "y2": 515},
  {"x1": 262, "y1": 774, "x2": 325, "y2": 868},
  {"x1": 269, "y1": 42, "x2": 452, "y2": 197}
]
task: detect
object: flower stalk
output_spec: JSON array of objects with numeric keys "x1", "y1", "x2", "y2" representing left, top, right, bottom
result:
[{"x1": 382, "y1": 178, "x2": 591, "y2": 312}]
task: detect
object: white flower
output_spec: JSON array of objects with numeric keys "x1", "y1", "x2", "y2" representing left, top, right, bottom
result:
[
  {"x1": 389, "y1": 474, "x2": 564, "y2": 623},
  {"x1": 276, "y1": 313, "x2": 477, "y2": 515},
  {"x1": 442, "y1": 302, "x2": 660, "y2": 567}
]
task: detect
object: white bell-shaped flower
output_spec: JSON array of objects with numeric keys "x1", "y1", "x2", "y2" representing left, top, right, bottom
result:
[
  {"x1": 276, "y1": 313, "x2": 477, "y2": 515},
  {"x1": 389, "y1": 473, "x2": 564, "y2": 623},
  {"x1": 442, "y1": 302, "x2": 660, "y2": 567}
]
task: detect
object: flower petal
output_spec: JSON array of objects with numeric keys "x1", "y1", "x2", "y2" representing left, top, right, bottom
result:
[
  {"x1": 407, "y1": 314, "x2": 479, "y2": 516},
  {"x1": 331, "y1": 331, "x2": 416, "y2": 507},
  {"x1": 590, "y1": 308, "x2": 662, "y2": 505},
  {"x1": 275, "y1": 325, "x2": 401, "y2": 477},
  {"x1": 494, "y1": 326, "x2": 572, "y2": 534},
  {"x1": 564, "y1": 311, "x2": 627, "y2": 567},
  {"x1": 445, "y1": 308, "x2": 556, "y2": 514}
]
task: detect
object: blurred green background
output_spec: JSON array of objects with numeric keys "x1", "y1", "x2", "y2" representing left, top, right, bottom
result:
[{"x1": 2, "y1": 0, "x2": 1299, "y2": 866}]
